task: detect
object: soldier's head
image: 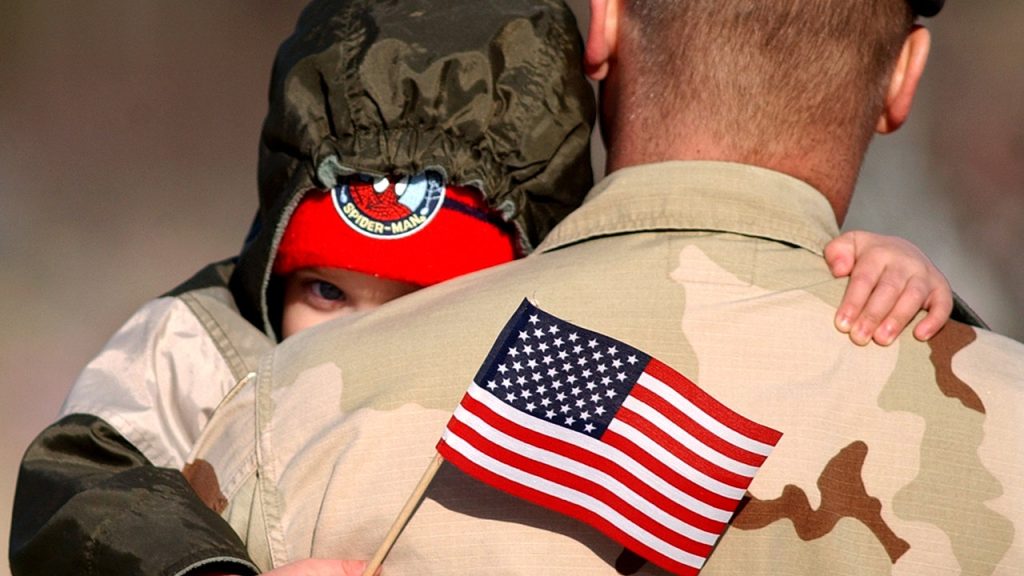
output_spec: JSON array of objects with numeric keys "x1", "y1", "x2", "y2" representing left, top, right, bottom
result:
[{"x1": 585, "y1": 0, "x2": 938, "y2": 223}]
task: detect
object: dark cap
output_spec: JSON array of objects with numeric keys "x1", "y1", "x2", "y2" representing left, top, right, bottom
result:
[{"x1": 909, "y1": 0, "x2": 944, "y2": 17}]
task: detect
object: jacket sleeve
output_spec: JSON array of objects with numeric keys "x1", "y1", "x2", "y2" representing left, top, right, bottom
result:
[
  {"x1": 10, "y1": 280, "x2": 271, "y2": 576},
  {"x1": 9, "y1": 413, "x2": 259, "y2": 576}
]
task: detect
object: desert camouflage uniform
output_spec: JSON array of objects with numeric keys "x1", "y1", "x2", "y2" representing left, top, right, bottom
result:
[{"x1": 191, "y1": 161, "x2": 1024, "y2": 575}]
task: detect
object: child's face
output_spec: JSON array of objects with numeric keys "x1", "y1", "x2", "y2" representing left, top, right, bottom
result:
[{"x1": 281, "y1": 267, "x2": 420, "y2": 338}]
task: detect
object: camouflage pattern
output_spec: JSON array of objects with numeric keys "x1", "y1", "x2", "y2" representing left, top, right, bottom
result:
[{"x1": 192, "y1": 161, "x2": 1024, "y2": 574}]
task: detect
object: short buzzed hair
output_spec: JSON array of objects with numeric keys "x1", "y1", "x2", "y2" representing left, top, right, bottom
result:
[{"x1": 623, "y1": 0, "x2": 915, "y2": 160}]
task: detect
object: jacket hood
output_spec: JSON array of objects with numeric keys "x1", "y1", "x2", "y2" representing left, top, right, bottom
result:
[{"x1": 230, "y1": 0, "x2": 595, "y2": 339}]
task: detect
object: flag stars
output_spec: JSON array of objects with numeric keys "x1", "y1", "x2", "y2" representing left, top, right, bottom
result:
[
  {"x1": 565, "y1": 416, "x2": 576, "y2": 426},
  {"x1": 540, "y1": 397, "x2": 552, "y2": 408},
  {"x1": 612, "y1": 358, "x2": 623, "y2": 369},
  {"x1": 501, "y1": 378, "x2": 513, "y2": 388},
  {"x1": 531, "y1": 372, "x2": 543, "y2": 382},
  {"x1": 590, "y1": 393, "x2": 602, "y2": 404},
  {"x1": 509, "y1": 348, "x2": 521, "y2": 359},
  {"x1": 553, "y1": 337, "x2": 565, "y2": 348},
  {"x1": 585, "y1": 381, "x2": 597, "y2": 391},
  {"x1": 571, "y1": 386, "x2": 582, "y2": 397},
  {"x1": 607, "y1": 345, "x2": 618, "y2": 356},
  {"x1": 592, "y1": 350, "x2": 604, "y2": 361},
  {"x1": 538, "y1": 342, "x2": 550, "y2": 353},
  {"x1": 605, "y1": 389, "x2": 617, "y2": 399},
  {"x1": 568, "y1": 332, "x2": 579, "y2": 343},
  {"x1": 601, "y1": 376, "x2": 612, "y2": 386},
  {"x1": 575, "y1": 398, "x2": 586, "y2": 409},
  {"x1": 512, "y1": 361, "x2": 523, "y2": 372},
  {"x1": 584, "y1": 423, "x2": 596, "y2": 433},
  {"x1": 497, "y1": 364, "x2": 509, "y2": 375},
  {"x1": 547, "y1": 368, "x2": 558, "y2": 378},
  {"x1": 529, "y1": 314, "x2": 540, "y2": 325},
  {"x1": 521, "y1": 389, "x2": 533, "y2": 400},
  {"x1": 545, "y1": 409, "x2": 556, "y2": 419},
  {"x1": 627, "y1": 354, "x2": 638, "y2": 365},
  {"x1": 580, "y1": 411, "x2": 591, "y2": 421},
  {"x1": 557, "y1": 350, "x2": 569, "y2": 360},
  {"x1": 581, "y1": 368, "x2": 593, "y2": 378},
  {"x1": 533, "y1": 328, "x2": 545, "y2": 338},
  {"x1": 505, "y1": 392, "x2": 517, "y2": 402},
  {"x1": 556, "y1": 392, "x2": 567, "y2": 403},
  {"x1": 596, "y1": 363, "x2": 608, "y2": 373},
  {"x1": 486, "y1": 380, "x2": 498, "y2": 390},
  {"x1": 616, "y1": 372, "x2": 628, "y2": 382},
  {"x1": 525, "y1": 402, "x2": 537, "y2": 412},
  {"x1": 573, "y1": 345, "x2": 584, "y2": 355},
  {"x1": 527, "y1": 358, "x2": 539, "y2": 370},
  {"x1": 517, "y1": 375, "x2": 527, "y2": 385},
  {"x1": 518, "y1": 330, "x2": 530, "y2": 340},
  {"x1": 566, "y1": 375, "x2": 578, "y2": 384},
  {"x1": 595, "y1": 406, "x2": 607, "y2": 416},
  {"x1": 587, "y1": 338, "x2": 599, "y2": 348}
]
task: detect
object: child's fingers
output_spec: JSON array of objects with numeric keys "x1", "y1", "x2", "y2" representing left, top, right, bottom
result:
[
  {"x1": 824, "y1": 232, "x2": 857, "y2": 278},
  {"x1": 871, "y1": 276, "x2": 932, "y2": 346},
  {"x1": 848, "y1": 271, "x2": 909, "y2": 346},
  {"x1": 913, "y1": 289, "x2": 955, "y2": 341},
  {"x1": 835, "y1": 262, "x2": 883, "y2": 334}
]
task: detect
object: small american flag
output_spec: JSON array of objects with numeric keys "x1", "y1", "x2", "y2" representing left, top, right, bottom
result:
[{"x1": 436, "y1": 300, "x2": 782, "y2": 575}]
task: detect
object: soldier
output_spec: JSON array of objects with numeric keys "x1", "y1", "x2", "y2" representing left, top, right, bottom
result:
[
  {"x1": 181, "y1": 0, "x2": 1023, "y2": 574},
  {"x1": 9, "y1": 1, "x2": 1000, "y2": 576}
]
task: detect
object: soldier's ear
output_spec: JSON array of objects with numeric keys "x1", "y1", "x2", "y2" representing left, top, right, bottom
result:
[
  {"x1": 585, "y1": 0, "x2": 622, "y2": 81},
  {"x1": 877, "y1": 25, "x2": 930, "y2": 134}
]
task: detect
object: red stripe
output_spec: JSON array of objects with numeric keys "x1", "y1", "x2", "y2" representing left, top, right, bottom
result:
[
  {"x1": 459, "y1": 392, "x2": 732, "y2": 529},
  {"x1": 445, "y1": 416, "x2": 713, "y2": 556},
  {"x1": 437, "y1": 437, "x2": 704, "y2": 576},
  {"x1": 614, "y1": 406, "x2": 754, "y2": 490},
  {"x1": 629, "y1": 384, "x2": 768, "y2": 468},
  {"x1": 600, "y1": 428, "x2": 740, "y2": 511},
  {"x1": 645, "y1": 359, "x2": 782, "y2": 445}
]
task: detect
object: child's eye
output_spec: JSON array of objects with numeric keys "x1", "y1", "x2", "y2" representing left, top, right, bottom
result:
[{"x1": 311, "y1": 280, "x2": 345, "y2": 302}]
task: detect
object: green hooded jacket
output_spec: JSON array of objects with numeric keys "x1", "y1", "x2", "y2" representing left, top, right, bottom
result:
[{"x1": 10, "y1": 1, "x2": 595, "y2": 574}]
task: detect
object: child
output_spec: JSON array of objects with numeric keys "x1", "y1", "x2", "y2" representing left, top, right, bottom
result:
[
  {"x1": 9, "y1": 0, "x2": 974, "y2": 575},
  {"x1": 273, "y1": 171, "x2": 521, "y2": 338}
]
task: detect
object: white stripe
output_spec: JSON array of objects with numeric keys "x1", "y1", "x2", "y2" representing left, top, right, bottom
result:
[
  {"x1": 639, "y1": 373, "x2": 775, "y2": 456},
  {"x1": 452, "y1": 405, "x2": 719, "y2": 544},
  {"x1": 442, "y1": 431, "x2": 707, "y2": 570},
  {"x1": 606, "y1": 420, "x2": 746, "y2": 499},
  {"x1": 468, "y1": 385, "x2": 736, "y2": 518},
  {"x1": 620, "y1": 396, "x2": 759, "y2": 477}
]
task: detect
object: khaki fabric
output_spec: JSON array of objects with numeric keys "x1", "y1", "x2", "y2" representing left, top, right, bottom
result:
[{"x1": 195, "y1": 161, "x2": 1024, "y2": 574}]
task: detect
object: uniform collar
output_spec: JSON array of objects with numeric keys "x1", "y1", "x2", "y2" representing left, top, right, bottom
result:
[{"x1": 536, "y1": 161, "x2": 840, "y2": 256}]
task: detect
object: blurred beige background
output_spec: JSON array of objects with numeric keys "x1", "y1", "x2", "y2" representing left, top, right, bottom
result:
[{"x1": 2, "y1": 2, "x2": 1021, "y2": 573}]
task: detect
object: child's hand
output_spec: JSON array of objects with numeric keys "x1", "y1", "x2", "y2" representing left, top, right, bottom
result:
[{"x1": 825, "y1": 231, "x2": 953, "y2": 346}]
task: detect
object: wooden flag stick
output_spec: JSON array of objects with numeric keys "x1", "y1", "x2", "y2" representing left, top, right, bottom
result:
[{"x1": 361, "y1": 452, "x2": 445, "y2": 576}]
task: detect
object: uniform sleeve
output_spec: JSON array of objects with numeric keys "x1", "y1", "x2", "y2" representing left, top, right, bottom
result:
[{"x1": 9, "y1": 414, "x2": 259, "y2": 576}]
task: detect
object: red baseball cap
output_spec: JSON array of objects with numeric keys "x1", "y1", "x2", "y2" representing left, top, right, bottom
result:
[{"x1": 273, "y1": 171, "x2": 519, "y2": 287}]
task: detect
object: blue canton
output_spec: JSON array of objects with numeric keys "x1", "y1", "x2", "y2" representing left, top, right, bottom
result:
[{"x1": 475, "y1": 300, "x2": 651, "y2": 438}]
